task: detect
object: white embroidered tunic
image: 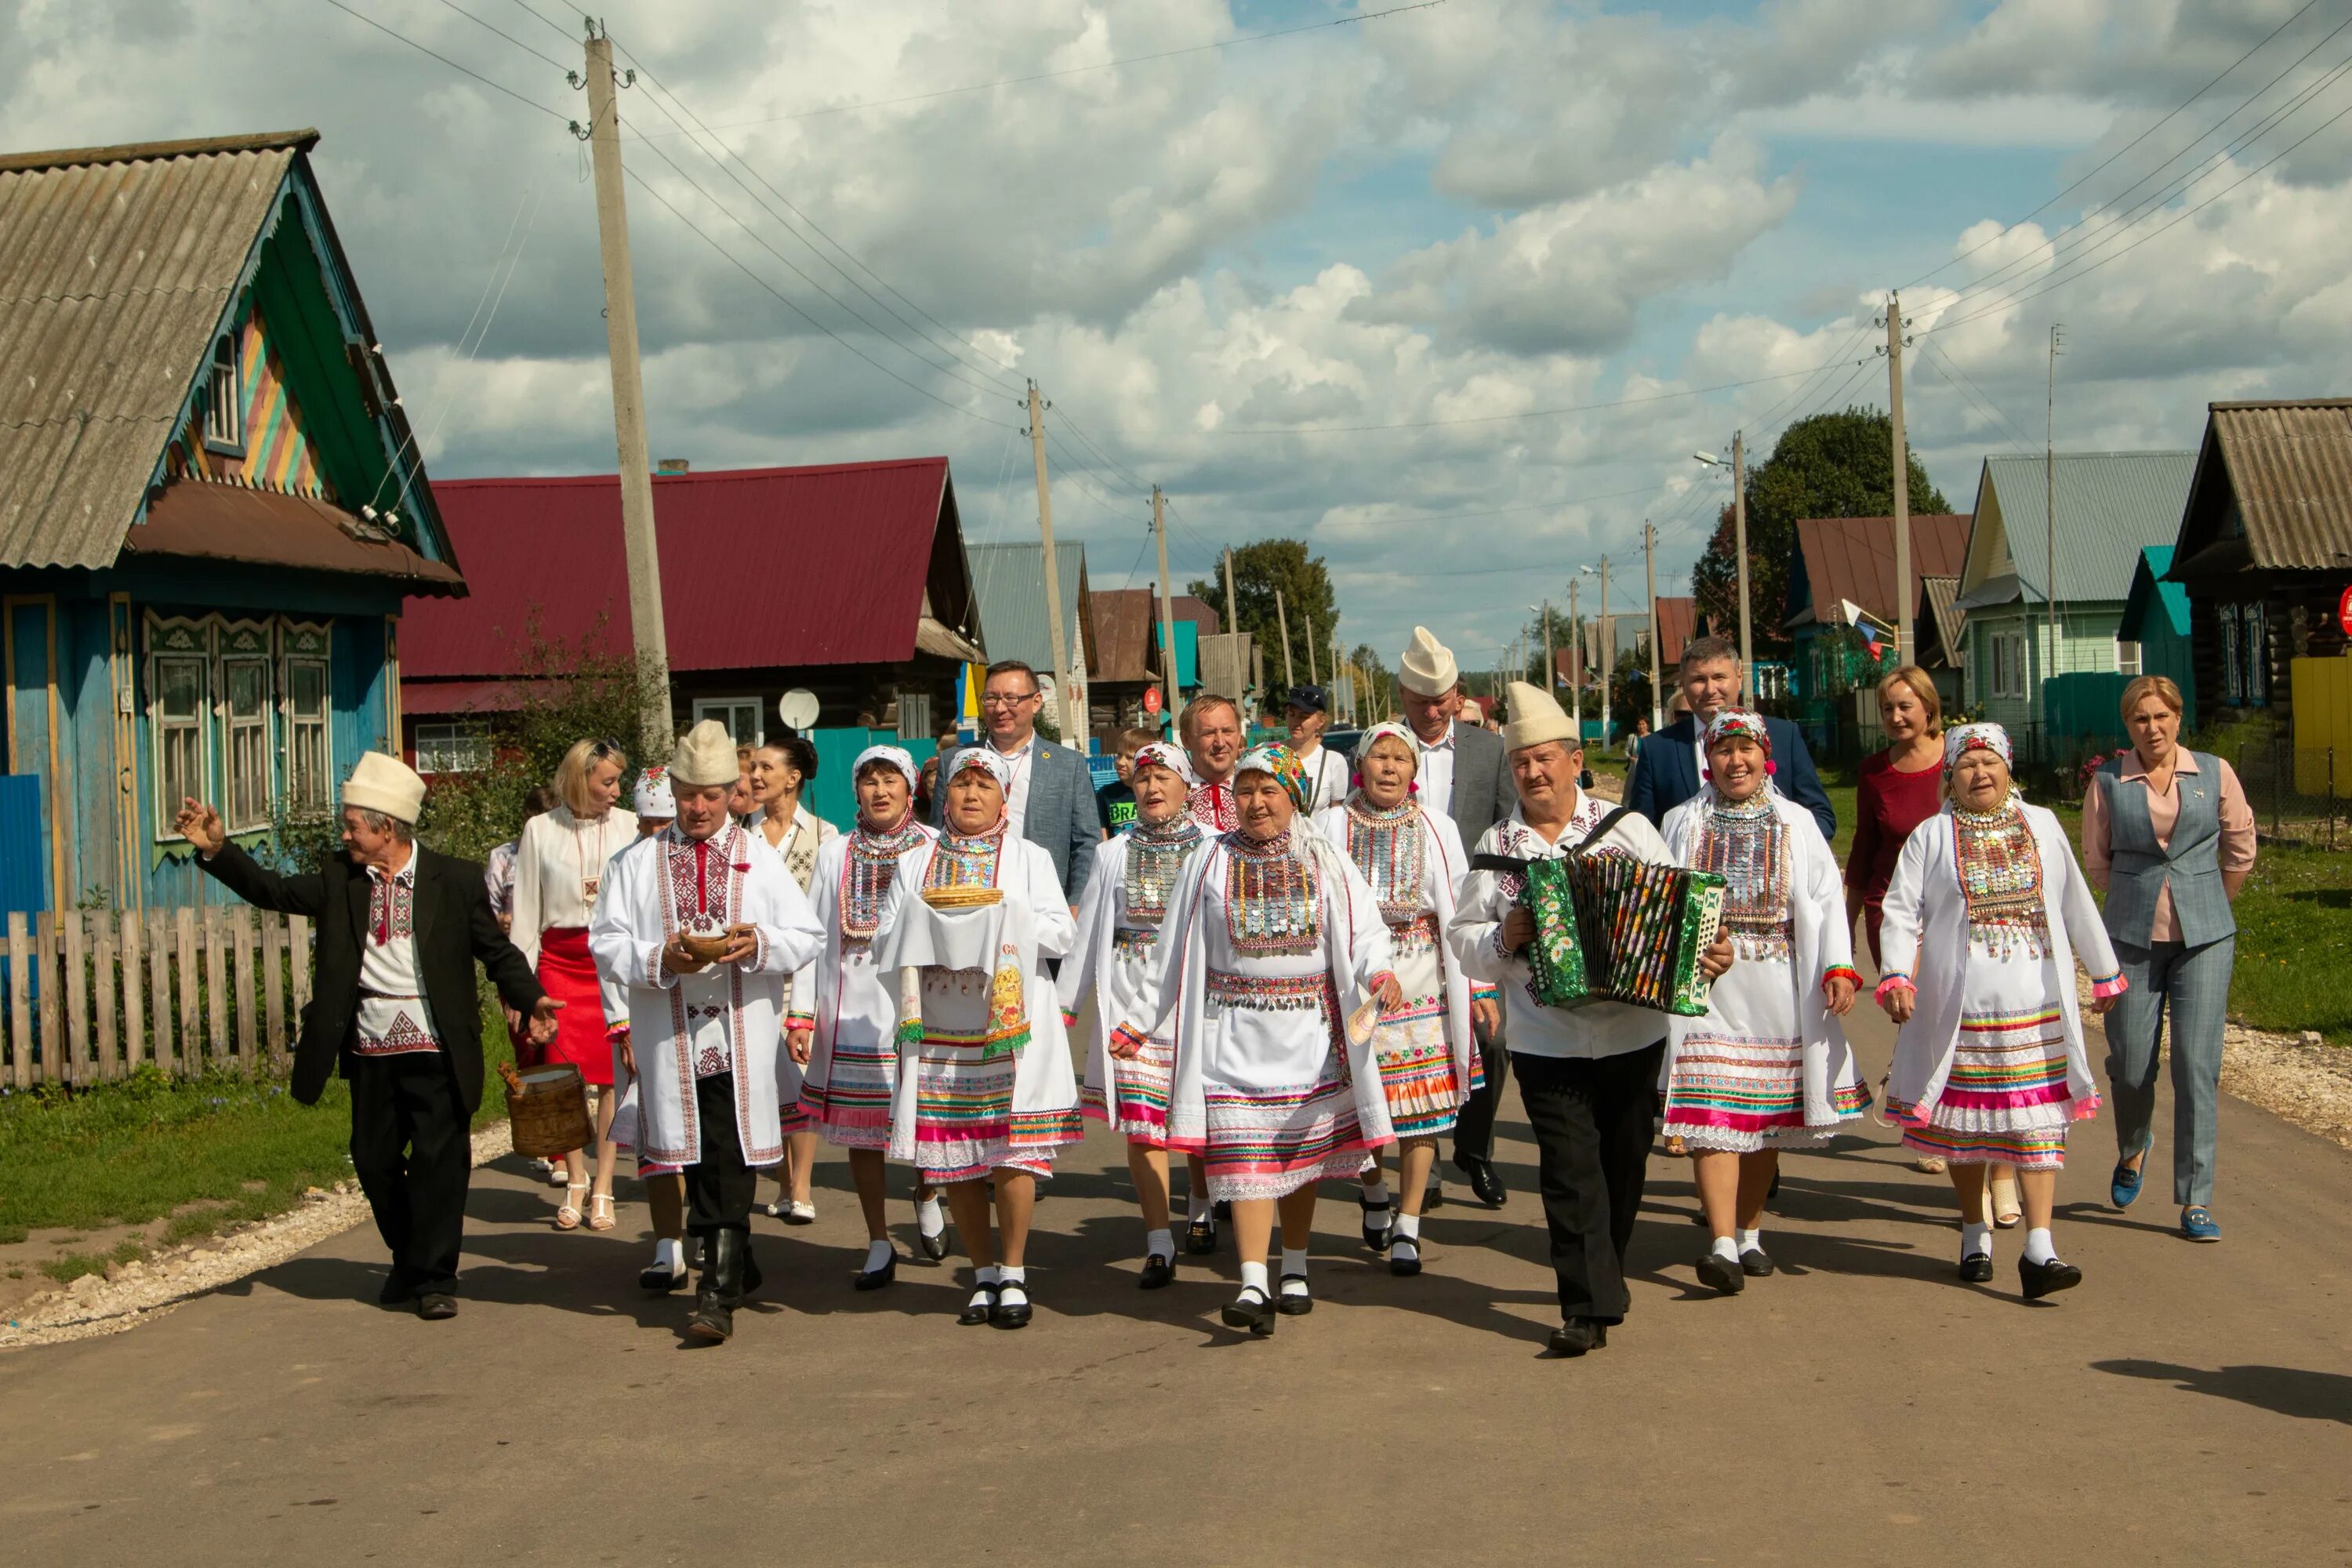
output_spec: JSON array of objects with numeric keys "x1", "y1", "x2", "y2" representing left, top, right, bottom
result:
[{"x1": 354, "y1": 857, "x2": 439, "y2": 1057}]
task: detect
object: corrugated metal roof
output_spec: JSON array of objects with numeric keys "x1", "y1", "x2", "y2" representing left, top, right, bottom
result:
[
  {"x1": 402, "y1": 459, "x2": 960, "y2": 676},
  {"x1": 968, "y1": 542, "x2": 1091, "y2": 677},
  {"x1": 1922, "y1": 575, "x2": 1963, "y2": 665},
  {"x1": 1785, "y1": 514, "x2": 1970, "y2": 629},
  {"x1": 125, "y1": 479, "x2": 463, "y2": 589},
  {"x1": 2207, "y1": 399, "x2": 2352, "y2": 571},
  {"x1": 1088, "y1": 587, "x2": 1165, "y2": 684},
  {"x1": 0, "y1": 131, "x2": 314, "y2": 568},
  {"x1": 1974, "y1": 452, "x2": 2196, "y2": 605},
  {"x1": 1653, "y1": 596, "x2": 1697, "y2": 665}
]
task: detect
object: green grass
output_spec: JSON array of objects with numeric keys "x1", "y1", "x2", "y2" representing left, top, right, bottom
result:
[
  {"x1": 2222, "y1": 844, "x2": 2352, "y2": 1046},
  {"x1": 0, "y1": 996, "x2": 521, "y2": 1256}
]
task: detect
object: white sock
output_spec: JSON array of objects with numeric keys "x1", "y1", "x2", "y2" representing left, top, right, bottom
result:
[
  {"x1": 997, "y1": 1264, "x2": 1026, "y2": 1285},
  {"x1": 1961, "y1": 1221, "x2": 1991, "y2": 1259},
  {"x1": 862, "y1": 1239, "x2": 894, "y2": 1273},
  {"x1": 975, "y1": 1263, "x2": 1000, "y2": 1287},
  {"x1": 917, "y1": 1194, "x2": 946, "y2": 1238},
  {"x1": 1710, "y1": 1234, "x2": 1740, "y2": 1263},
  {"x1": 1737, "y1": 1227, "x2": 1762, "y2": 1253},
  {"x1": 1361, "y1": 1179, "x2": 1390, "y2": 1204},
  {"x1": 1395, "y1": 1212, "x2": 1421, "y2": 1241},
  {"x1": 1145, "y1": 1227, "x2": 1175, "y2": 1261},
  {"x1": 1239, "y1": 1261, "x2": 1269, "y2": 1297},
  {"x1": 2024, "y1": 1227, "x2": 2057, "y2": 1266},
  {"x1": 653, "y1": 1237, "x2": 683, "y2": 1272}
]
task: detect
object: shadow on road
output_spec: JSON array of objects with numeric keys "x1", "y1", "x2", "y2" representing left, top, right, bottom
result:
[{"x1": 2092, "y1": 1359, "x2": 2352, "y2": 1425}]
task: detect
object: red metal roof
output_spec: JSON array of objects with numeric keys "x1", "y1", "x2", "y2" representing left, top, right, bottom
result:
[
  {"x1": 1787, "y1": 514, "x2": 1971, "y2": 630},
  {"x1": 405, "y1": 459, "x2": 953, "y2": 676}
]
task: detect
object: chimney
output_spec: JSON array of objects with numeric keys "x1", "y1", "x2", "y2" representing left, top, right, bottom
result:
[{"x1": 656, "y1": 458, "x2": 689, "y2": 475}]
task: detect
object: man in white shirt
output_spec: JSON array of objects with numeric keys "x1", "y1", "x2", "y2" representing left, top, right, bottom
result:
[{"x1": 1447, "y1": 681, "x2": 1731, "y2": 1357}]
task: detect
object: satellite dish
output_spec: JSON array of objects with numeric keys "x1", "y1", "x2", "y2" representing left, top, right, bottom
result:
[
  {"x1": 777, "y1": 689, "x2": 821, "y2": 731},
  {"x1": 1036, "y1": 673, "x2": 1058, "y2": 706}
]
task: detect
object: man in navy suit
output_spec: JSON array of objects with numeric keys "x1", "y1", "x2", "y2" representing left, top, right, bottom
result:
[
  {"x1": 1628, "y1": 636, "x2": 1836, "y2": 841},
  {"x1": 937, "y1": 659, "x2": 1101, "y2": 903}
]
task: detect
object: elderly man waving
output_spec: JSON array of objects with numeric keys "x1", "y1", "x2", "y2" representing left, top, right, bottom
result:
[{"x1": 1447, "y1": 682, "x2": 1733, "y2": 1358}]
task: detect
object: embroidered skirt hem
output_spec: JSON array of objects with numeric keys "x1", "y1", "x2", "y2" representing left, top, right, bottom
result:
[
  {"x1": 1193, "y1": 1054, "x2": 1372, "y2": 1202},
  {"x1": 1369, "y1": 1011, "x2": 1471, "y2": 1141},
  {"x1": 1082, "y1": 1035, "x2": 1174, "y2": 1146}
]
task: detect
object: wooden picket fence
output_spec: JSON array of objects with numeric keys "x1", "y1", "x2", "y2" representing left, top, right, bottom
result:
[{"x1": 1, "y1": 907, "x2": 314, "y2": 1087}]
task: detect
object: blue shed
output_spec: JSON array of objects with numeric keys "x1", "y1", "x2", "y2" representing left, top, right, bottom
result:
[
  {"x1": 2119, "y1": 545, "x2": 2197, "y2": 731},
  {"x1": 0, "y1": 130, "x2": 466, "y2": 913}
]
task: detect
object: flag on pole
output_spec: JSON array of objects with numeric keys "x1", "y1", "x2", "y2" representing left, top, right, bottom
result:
[{"x1": 1839, "y1": 599, "x2": 1896, "y2": 661}]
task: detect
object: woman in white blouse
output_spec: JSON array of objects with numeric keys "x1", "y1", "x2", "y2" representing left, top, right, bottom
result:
[
  {"x1": 513, "y1": 739, "x2": 637, "y2": 1230},
  {"x1": 748, "y1": 733, "x2": 839, "y2": 1224}
]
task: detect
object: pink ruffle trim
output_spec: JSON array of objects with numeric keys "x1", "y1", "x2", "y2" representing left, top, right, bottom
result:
[
  {"x1": 2089, "y1": 975, "x2": 2129, "y2": 1000},
  {"x1": 1874, "y1": 974, "x2": 1915, "y2": 1004}
]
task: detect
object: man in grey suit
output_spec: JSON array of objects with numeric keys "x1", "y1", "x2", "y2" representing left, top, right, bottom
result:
[
  {"x1": 1396, "y1": 626, "x2": 1516, "y2": 1207},
  {"x1": 936, "y1": 659, "x2": 1100, "y2": 903}
]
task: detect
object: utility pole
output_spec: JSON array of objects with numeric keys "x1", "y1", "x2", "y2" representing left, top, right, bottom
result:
[
  {"x1": 1598, "y1": 554, "x2": 1613, "y2": 746},
  {"x1": 1542, "y1": 597, "x2": 1555, "y2": 715},
  {"x1": 1568, "y1": 577, "x2": 1582, "y2": 739},
  {"x1": 1152, "y1": 486, "x2": 1181, "y2": 730},
  {"x1": 582, "y1": 25, "x2": 671, "y2": 743},
  {"x1": 1221, "y1": 547, "x2": 1237, "y2": 637},
  {"x1": 1887, "y1": 289, "x2": 1913, "y2": 668},
  {"x1": 1275, "y1": 589, "x2": 1294, "y2": 688},
  {"x1": 2046, "y1": 325, "x2": 2064, "y2": 728},
  {"x1": 1306, "y1": 614, "x2": 1319, "y2": 686},
  {"x1": 1025, "y1": 380, "x2": 1080, "y2": 746},
  {"x1": 1331, "y1": 633, "x2": 1345, "y2": 720},
  {"x1": 1644, "y1": 521, "x2": 1663, "y2": 732},
  {"x1": 1731, "y1": 430, "x2": 1752, "y2": 706}
]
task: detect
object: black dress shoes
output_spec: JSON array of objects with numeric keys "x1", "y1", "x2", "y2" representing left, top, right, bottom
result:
[
  {"x1": 1139, "y1": 1251, "x2": 1176, "y2": 1290},
  {"x1": 990, "y1": 1283, "x2": 1033, "y2": 1329},
  {"x1": 957, "y1": 1285, "x2": 998, "y2": 1327},
  {"x1": 1740, "y1": 1247, "x2": 1776, "y2": 1278},
  {"x1": 1276, "y1": 1275, "x2": 1314, "y2": 1316},
  {"x1": 688, "y1": 1230, "x2": 746, "y2": 1342},
  {"x1": 1184, "y1": 1210, "x2": 1219, "y2": 1255},
  {"x1": 1957, "y1": 1252, "x2": 1994, "y2": 1283},
  {"x1": 1695, "y1": 1251, "x2": 1746, "y2": 1295},
  {"x1": 1452, "y1": 1153, "x2": 1506, "y2": 1209},
  {"x1": 1359, "y1": 1190, "x2": 1394, "y2": 1251},
  {"x1": 853, "y1": 1251, "x2": 897, "y2": 1292},
  {"x1": 1221, "y1": 1287, "x2": 1276, "y2": 1337},
  {"x1": 2018, "y1": 1255, "x2": 2082, "y2": 1300},
  {"x1": 1548, "y1": 1318, "x2": 1609, "y2": 1356},
  {"x1": 641, "y1": 1254, "x2": 688, "y2": 1294},
  {"x1": 414, "y1": 1293, "x2": 458, "y2": 1321},
  {"x1": 916, "y1": 1225, "x2": 952, "y2": 1262},
  {"x1": 377, "y1": 1272, "x2": 416, "y2": 1307}
]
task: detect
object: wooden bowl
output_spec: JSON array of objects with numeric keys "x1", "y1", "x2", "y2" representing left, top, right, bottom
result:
[{"x1": 679, "y1": 928, "x2": 741, "y2": 962}]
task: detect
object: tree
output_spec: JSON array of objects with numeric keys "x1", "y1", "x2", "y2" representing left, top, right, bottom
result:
[
  {"x1": 1188, "y1": 539, "x2": 1336, "y2": 699},
  {"x1": 1691, "y1": 407, "x2": 1950, "y2": 658}
]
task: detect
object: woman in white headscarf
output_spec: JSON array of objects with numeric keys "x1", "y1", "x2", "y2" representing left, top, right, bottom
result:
[
  {"x1": 874, "y1": 747, "x2": 1082, "y2": 1329},
  {"x1": 1659, "y1": 710, "x2": 1867, "y2": 1295},
  {"x1": 1062, "y1": 741, "x2": 1208, "y2": 1289},
  {"x1": 1140, "y1": 742, "x2": 1396, "y2": 1335},
  {"x1": 789, "y1": 746, "x2": 946, "y2": 1289},
  {"x1": 1311, "y1": 721, "x2": 1486, "y2": 1277},
  {"x1": 1878, "y1": 722, "x2": 2126, "y2": 1301}
]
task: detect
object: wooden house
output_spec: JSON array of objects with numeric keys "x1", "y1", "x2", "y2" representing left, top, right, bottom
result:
[
  {"x1": 1952, "y1": 452, "x2": 2196, "y2": 736},
  {"x1": 2119, "y1": 546, "x2": 2196, "y2": 729},
  {"x1": 2165, "y1": 400, "x2": 2352, "y2": 728},
  {"x1": 1783, "y1": 514, "x2": 1970, "y2": 703},
  {"x1": 0, "y1": 131, "x2": 463, "y2": 916},
  {"x1": 967, "y1": 542, "x2": 1095, "y2": 742}
]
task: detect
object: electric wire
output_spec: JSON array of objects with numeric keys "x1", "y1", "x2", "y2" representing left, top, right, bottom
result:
[{"x1": 321, "y1": 0, "x2": 572, "y2": 120}]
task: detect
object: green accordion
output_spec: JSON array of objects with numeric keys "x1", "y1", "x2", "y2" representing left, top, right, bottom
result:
[{"x1": 1523, "y1": 855, "x2": 1727, "y2": 1017}]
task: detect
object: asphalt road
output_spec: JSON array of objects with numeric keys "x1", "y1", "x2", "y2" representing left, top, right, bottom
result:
[{"x1": 3, "y1": 1001, "x2": 2348, "y2": 1566}]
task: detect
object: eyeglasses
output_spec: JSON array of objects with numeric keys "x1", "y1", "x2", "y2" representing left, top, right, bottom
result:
[{"x1": 980, "y1": 691, "x2": 1038, "y2": 708}]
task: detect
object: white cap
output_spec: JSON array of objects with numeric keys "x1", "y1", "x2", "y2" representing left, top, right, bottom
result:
[
  {"x1": 1501, "y1": 681, "x2": 1578, "y2": 753},
  {"x1": 343, "y1": 751, "x2": 426, "y2": 824},
  {"x1": 1398, "y1": 626, "x2": 1459, "y2": 698},
  {"x1": 669, "y1": 719, "x2": 739, "y2": 788}
]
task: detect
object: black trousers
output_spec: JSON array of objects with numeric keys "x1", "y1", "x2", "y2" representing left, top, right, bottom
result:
[
  {"x1": 1451, "y1": 1019, "x2": 1511, "y2": 1164},
  {"x1": 1512, "y1": 1042, "x2": 1665, "y2": 1324},
  {"x1": 348, "y1": 1053, "x2": 471, "y2": 1294},
  {"x1": 684, "y1": 1072, "x2": 757, "y2": 1239}
]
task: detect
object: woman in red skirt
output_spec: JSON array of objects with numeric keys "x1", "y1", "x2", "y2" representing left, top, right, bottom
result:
[{"x1": 514, "y1": 739, "x2": 637, "y2": 1230}]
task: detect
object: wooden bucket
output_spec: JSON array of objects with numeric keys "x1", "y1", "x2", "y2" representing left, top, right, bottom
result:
[{"x1": 507, "y1": 1063, "x2": 591, "y2": 1158}]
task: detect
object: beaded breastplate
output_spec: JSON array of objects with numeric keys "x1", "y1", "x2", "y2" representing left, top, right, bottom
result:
[
  {"x1": 1345, "y1": 798, "x2": 1426, "y2": 925},
  {"x1": 842, "y1": 820, "x2": 929, "y2": 948},
  {"x1": 1693, "y1": 793, "x2": 1791, "y2": 960},
  {"x1": 1224, "y1": 830, "x2": 1320, "y2": 956},
  {"x1": 1123, "y1": 816, "x2": 1201, "y2": 927},
  {"x1": 1953, "y1": 803, "x2": 2049, "y2": 958},
  {"x1": 927, "y1": 824, "x2": 1006, "y2": 892}
]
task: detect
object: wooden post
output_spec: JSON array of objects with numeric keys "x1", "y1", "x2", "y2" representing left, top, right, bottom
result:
[
  {"x1": 263, "y1": 911, "x2": 288, "y2": 1070},
  {"x1": 1732, "y1": 430, "x2": 1751, "y2": 706},
  {"x1": 93, "y1": 912, "x2": 118, "y2": 1080},
  {"x1": 149, "y1": 909, "x2": 174, "y2": 1074},
  {"x1": 1276, "y1": 590, "x2": 1294, "y2": 688},
  {"x1": 583, "y1": 24, "x2": 674, "y2": 743},
  {"x1": 289, "y1": 914, "x2": 312, "y2": 1016},
  {"x1": 121, "y1": 909, "x2": 146, "y2": 1073},
  {"x1": 62, "y1": 909, "x2": 87, "y2": 1085},
  {"x1": 204, "y1": 905, "x2": 230, "y2": 1065},
  {"x1": 175, "y1": 906, "x2": 199, "y2": 1075},
  {"x1": 5, "y1": 912, "x2": 27, "y2": 1088},
  {"x1": 1152, "y1": 487, "x2": 1182, "y2": 728},
  {"x1": 231, "y1": 906, "x2": 256, "y2": 1070},
  {"x1": 36, "y1": 913, "x2": 60, "y2": 1083},
  {"x1": 1024, "y1": 380, "x2": 1083, "y2": 747},
  {"x1": 1888, "y1": 291, "x2": 1912, "y2": 667}
]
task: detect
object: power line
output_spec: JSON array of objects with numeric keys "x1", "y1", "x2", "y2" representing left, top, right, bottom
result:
[
  {"x1": 652, "y1": 0, "x2": 1453, "y2": 132},
  {"x1": 321, "y1": 0, "x2": 571, "y2": 121},
  {"x1": 1900, "y1": 0, "x2": 2327, "y2": 291},
  {"x1": 423, "y1": 0, "x2": 570, "y2": 71},
  {"x1": 499, "y1": 0, "x2": 575, "y2": 48}
]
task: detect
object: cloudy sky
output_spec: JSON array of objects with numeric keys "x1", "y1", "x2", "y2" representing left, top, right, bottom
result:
[{"x1": 9, "y1": 0, "x2": 2350, "y2": 667}]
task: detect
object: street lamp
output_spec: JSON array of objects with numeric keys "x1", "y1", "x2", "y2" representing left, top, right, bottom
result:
[{"x1": 1693, "y1": 438, "x2": 1752, "y2": 705}]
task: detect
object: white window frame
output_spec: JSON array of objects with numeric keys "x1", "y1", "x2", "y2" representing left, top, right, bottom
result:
[
  {"x1": 694, "y1": 695, "x2": 763, "y2": 747},
  {"x1": 896, "y1": 690, "x2": 932, "y2": 741},
  {"x1": 216, "y1": 618, "x2": 274, "y2": 832},
  {"x1": 2245, "y1": 600, "x2": 2268, "y2": 705},
  {"x1": 2115, "y1": 638, "x2": 2142, "y2": 677},
  {"x1": 204, "y1": 331, "x2": 243, "y2": 453},
  {"x1": 147, "y1": 616, "x2": 213, "y2": 843},
  {"x1": 413, "y1": 720, "x2": 495, "y2": 775},
  {"x1": 280, "y1": 619, "x2": 333, "y2": 813},
  {"x1": 2221, "y1": 604, "x2": 2243, "y2": 705}
]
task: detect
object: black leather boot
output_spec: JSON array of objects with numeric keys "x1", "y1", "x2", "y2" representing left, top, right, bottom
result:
[{"x1": 688, "y1": 1229, "x2": 746, "y2": 1342}]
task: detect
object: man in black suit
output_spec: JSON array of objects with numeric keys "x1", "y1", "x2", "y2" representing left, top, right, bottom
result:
[
  {"x1": 1396, "y1": 626, "x2": 1517, "y2": 1207},
  {"x1": 1627, "y1": 636, "x2": 1837, "y2": 842},
  {"x1": 180, "y1": 752, "x2": 557, "y2": 1319}
]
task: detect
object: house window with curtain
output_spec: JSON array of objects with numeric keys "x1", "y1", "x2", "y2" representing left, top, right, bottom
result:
[
  {"x1": 897, "y1": 691, "x2": 932, "y2": 740},
  {"x1": 692, "y1": 696, "x2": 762, "y2": 746},
  {"x1": 281, "y1": 620, "x2": 333, "y2": 813},
  {"x1": 204, "y1": 332, "x2": 242, "y2": 452},
  {"x1": 154, "y1": 652, "x2": 209, "y2": 833},
  {"x1": 221, "y1": 655, "x2": 273, "y2": 829},
  {"x1": 414, "y1": 721, "x2": 494, "y2": 775},
  {"x1": 2116, "y1": 639, "x2": 2142, "y2": 676}
]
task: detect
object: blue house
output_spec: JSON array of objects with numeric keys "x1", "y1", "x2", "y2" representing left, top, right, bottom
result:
[
  {"x1": 0, "y1": 131, "x2": 464, "y2": 914},
  {"x1": 2118, "y1": 546, "x2": 2196, "y2": 730}
]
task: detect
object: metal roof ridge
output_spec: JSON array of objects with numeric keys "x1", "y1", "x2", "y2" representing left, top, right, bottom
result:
[
  {"x1": 0, "y1": 129, "x2": 317, "y2": 174},
  {"x1": 2209, "y1": 397, "x2": 2352, "y2": 411},
  {"x1": 430, "y1": 456, "x2": 951, "y2": 488}
]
